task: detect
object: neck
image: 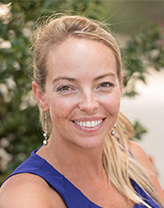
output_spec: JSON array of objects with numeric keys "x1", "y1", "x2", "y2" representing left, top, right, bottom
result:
[{"x1": 40, "y1": 134, "x2": 105, "y2": 180}]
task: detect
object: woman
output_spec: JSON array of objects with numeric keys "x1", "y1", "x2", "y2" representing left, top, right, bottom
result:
[{"x1": 0, "y1": 15, "x2": 164, "y2": 208}]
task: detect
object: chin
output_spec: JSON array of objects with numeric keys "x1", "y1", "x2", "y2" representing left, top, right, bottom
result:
[{"x1": 76, "y1": 136, "x2": 105, "y2": 150}]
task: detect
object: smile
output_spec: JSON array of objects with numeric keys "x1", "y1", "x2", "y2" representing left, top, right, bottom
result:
[{"x1": 73, "y1": 120, "x2": 103, "y2": 128}]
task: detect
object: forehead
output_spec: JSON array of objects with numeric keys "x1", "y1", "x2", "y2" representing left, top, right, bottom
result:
[{"x1": 46, "y1": 37, "x2": 117, "y2": 80}]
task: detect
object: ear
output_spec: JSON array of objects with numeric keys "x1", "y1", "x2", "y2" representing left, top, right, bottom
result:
[{"x1": 32, "y1": 81, "x2": 49, "y2": 111}]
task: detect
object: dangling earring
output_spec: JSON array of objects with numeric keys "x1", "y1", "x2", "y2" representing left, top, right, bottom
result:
[
  {"x1": 43, "y1": 111, "x2": 48, "y2": 145},
  {"x1": 111, "y1": 123, "x2": 117, "y2": 136}
]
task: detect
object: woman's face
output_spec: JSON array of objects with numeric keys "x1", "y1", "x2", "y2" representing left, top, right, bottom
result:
[{"x1": 38, "y1": 37, "x2": 122, "y2": 150}]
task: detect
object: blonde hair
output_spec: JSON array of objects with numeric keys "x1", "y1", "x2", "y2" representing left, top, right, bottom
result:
[{"x1": 30, "y1": 15, "x2": 163, "y2": 207}]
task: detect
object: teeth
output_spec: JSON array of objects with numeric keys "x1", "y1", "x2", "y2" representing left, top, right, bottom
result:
[{"x1": 74, "y1": 120, "x2": 103, "y2": 128}]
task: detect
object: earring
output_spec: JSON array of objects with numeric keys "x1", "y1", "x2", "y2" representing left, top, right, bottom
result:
[
  {"x1": 43, "y1": 111, "x2": 48, "y2": 145},
  {"x1": 111, "y1": 124, "x2": 117, "y2": 136}
]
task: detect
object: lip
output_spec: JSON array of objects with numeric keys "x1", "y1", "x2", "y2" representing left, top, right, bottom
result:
[
  {"x1": 71, "y1": 117, "x2": 106, "y2": 132},
  {"x1": 72, "y1": 117, "x2": 105, "y2": 122}
]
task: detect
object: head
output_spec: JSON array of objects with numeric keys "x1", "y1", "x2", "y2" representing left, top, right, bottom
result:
[{"x1": 31, "y1": 15, "x2": 123, "y2": 133}]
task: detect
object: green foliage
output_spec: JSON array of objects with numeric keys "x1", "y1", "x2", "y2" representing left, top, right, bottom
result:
[
  {"x1": 121, "y1": 23, "x2": 164, "y2": 97},
  {"x1": 0, "y1": 0, "x2": 164, "y2": 184},
  {"x1": 132, "y1": 121, "x2": 147, "y2": 140}
]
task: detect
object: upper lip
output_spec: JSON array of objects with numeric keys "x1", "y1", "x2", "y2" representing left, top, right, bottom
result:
[{"x1": 72, "y1": 117, "x2": 106, "y2": 122}]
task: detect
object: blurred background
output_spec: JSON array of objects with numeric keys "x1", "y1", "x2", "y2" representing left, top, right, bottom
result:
[{"x1": 0, "y1": 0, "x2": 164, "y2": 187}]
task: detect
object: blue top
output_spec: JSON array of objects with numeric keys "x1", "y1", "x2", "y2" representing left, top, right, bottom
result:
[{"x1": 3, "y1": 149, "x2": 160, "y2": 208}]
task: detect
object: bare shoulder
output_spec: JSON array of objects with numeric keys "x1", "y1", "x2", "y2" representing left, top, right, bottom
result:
[
  {"x1": 128, "y1": 140, "x2": 164, "y2": 202},
  {"x1": 128, "y1": 140, "x2": 148, "y2": 162},
  {"x1": 0, "y1": 173, "x2": 66, "y2": 208},
  {"x1": 128, "y1": 140, "x2": 157, "y2": 175}
]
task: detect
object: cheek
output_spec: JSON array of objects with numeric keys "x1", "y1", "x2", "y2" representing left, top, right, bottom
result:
[
  {"x1": 103, "y1": 92, "x2": 121, "y2": 113},
  {"x1": 49, "y1": 96, "x2": 75, "y2": 121}
]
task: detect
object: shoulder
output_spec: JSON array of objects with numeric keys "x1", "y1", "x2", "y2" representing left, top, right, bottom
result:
[
  {"x1": 128, "y1": 140, "x2": 164, "y2": 202},
  {"x1": 0, "y1": 173, "x2": 66, "y2": 208},
  {"x1": 128, "y1": 140, "x2": 149, "y2": 162},
  {"x1": 128, "y1": 140, "x2": 156, "y2": 177}
]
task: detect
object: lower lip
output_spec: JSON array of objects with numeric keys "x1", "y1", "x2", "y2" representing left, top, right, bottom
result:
[{"x1": 72, "y1": 119, "x2": 105, "y2": 132}]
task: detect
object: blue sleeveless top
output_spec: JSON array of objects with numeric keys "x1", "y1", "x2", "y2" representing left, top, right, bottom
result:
[{"x1": 3, "y1": 149, "x2": 160, "y2": 208}]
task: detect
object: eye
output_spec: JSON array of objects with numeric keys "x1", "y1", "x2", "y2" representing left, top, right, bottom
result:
[
  {"x1": 57, "y1": 85, "x2": 71, "y2": 91},
  {"x1": 99, "y1": 82, "x2": 114, "y2": 88}
]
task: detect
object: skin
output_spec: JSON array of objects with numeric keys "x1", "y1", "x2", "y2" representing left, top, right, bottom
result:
[{"x1": 0, "y1": 37, "x2": 163, "y2": 208}]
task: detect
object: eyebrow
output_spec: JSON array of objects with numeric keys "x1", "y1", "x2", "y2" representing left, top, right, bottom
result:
[
  {"x1": 52, "y1": 76, "x2": 77, "y2": 83},
  {"x1": 93, "y1": 72, "x2": 116, "y2": 81},
  {"x1": 52, "y1": 72, "x2": 116, "y2": 83}
]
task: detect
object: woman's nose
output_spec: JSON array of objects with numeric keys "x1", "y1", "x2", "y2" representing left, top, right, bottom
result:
[{"x1": 78, "y1": 91, "x2": 99, "y2": 113}]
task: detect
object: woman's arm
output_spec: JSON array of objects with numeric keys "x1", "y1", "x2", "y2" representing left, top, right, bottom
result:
[{"x1": 0, "y1": 173, "x2": 66, "y2": 208}]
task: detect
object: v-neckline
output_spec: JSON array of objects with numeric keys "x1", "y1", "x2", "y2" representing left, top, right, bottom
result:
[{"x1": 34, "y1": 149, "x2": 137, "y2": 208}]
